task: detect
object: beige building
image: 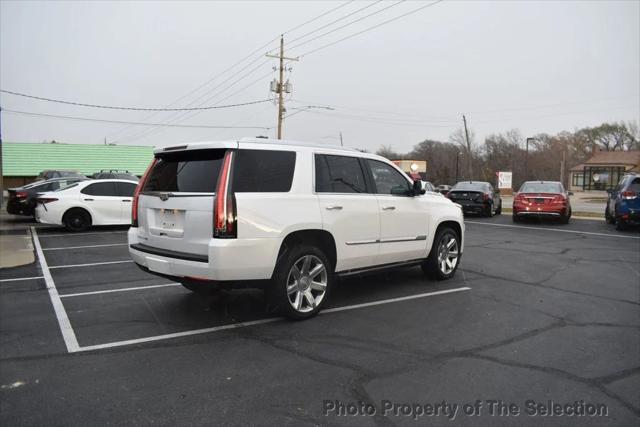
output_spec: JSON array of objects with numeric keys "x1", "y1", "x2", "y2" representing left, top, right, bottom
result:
[{"x1": 569, "y1": 150, "x2": 640, "y2": 192}]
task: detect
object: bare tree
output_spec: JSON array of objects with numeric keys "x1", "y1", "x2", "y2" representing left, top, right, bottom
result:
[
  {"x1": 376, "y1": 144, "x2": 402, "y2": 160},
  {"x1": 449, "y1": 127, "x2": 475, "y2": 179}
]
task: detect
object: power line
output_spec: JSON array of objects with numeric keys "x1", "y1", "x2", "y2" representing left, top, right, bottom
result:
[
  {"x1": 1, "y1": 108, "x2": 272, "y2": 130},
  {"x1": 0, "y1": 89, "x2": 272, "y2": 111},
  {"x1": 282, "y1": 0, "x2": 357, "y2": 36},
  {"x1": 117, "y1": 63, "x2": 276, "y2": 143},
  {"x1": 290, "y1": 99, "x2": 458, "y2": 120},
  {"x1": 108, "y1": 2, "x2": 357, "y2": 140},
  {"x1": 297, "y1": 0, "x2": 445, "y2": 58},
  {"x1": 287, "y1": 0, "x2": 405, "y2": 53},
  {"x1": 275, "y1": 1, "x2": 384, "y2": 51}
]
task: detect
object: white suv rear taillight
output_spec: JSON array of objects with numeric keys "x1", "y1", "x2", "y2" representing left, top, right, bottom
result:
[
  {"x1": 132, "y1": 158, "x2": 157, "y2": 227},
  {"x1": 213, "y1": 150, "x2": 237, "y2": 238}
]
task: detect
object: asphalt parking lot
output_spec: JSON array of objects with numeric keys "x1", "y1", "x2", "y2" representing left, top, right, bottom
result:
[{"x1": 1, "y1": 214, "x2": 639, "y2": 426}]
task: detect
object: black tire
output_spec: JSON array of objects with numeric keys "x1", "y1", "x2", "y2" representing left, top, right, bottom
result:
[
  {"x1": 63, "y1": 208, "x2": 91, "y2": 232},
  {"x1": 484, "y1": 203, "x2": 493, "y2": 217},
  {"x1": 269, "y1": 244, "x2": 333, "y2": 320},
  {"x1": 605, "y1": 203, "x2": 615, "y2": 224},
  {"x1": 421, "y1": 226, "x2": 461, "y2": 280},
  {"x1": 495, "y1": 200, "x2": 502, "y2": 215},
  {"x1": 560, "y1": 213, "x2": 570, "y2": 224},
  {"x1": 615, "y1": 218, "x2": 628, "y2": 231}
]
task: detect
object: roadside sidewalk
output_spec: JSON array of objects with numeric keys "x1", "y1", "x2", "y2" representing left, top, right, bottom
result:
[{"x1": 0, "y1": 228, "x2": 35, "y2": 268}]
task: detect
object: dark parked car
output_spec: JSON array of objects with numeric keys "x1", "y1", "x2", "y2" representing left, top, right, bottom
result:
[
  {"x1": 91, "y1": 170, "x2": 139, "y2": 181},
  {"x1": 447, "y1": 181, "x2": 502, "y2": 217},
  {"x1": 36, "y1": 170, "x2": 86, "y2": 181},
  {"x1": 7, "y1": 177, "x2": 89, "y2": 216},
  {"x1": 513, "y1": 181, "x2": 572, "y2": 224},
  {"x1": 436, "y1": 184, "x2": 452, "y2": 194},
  {"x1": 606, "y1": 173, "x2": 640, "y2": 230}
]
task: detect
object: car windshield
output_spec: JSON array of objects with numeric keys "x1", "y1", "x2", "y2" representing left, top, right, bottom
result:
[
  {"x1": 520, "y1": 182, "x2": 563, "y2": 193},
  {"x1": 452, "y1": 182, "x2": 487, "y2": 191}
]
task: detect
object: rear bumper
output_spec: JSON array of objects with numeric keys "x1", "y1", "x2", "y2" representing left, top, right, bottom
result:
[
  {"x1": 513, "y1": 205, "x2": 568, "y2": 217},
  {"x1": 128, "y1": 227, "x2": 281, "y2": 281},
  {"x1": 6, "y1": 200, "x2": 34, "y2": 216},
  {"x1": 458, "y1": 202, "x2": 487, "y2": 214},
  {"x1": 616, "y1": 209, "x2": 640, "y2": 224}
]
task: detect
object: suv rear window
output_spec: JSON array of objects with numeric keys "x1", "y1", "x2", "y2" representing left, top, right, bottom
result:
[
  {"x1": 144, "y1": 149, "x2": 226, "y2": 193},
  {"x1": 233, "y1": 150, "x2": 296, "y2": 192}
]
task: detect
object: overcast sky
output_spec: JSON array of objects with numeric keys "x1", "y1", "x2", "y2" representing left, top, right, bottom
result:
[{"x1": 1, "y1": 0, "x2": 638, "y2": 153}]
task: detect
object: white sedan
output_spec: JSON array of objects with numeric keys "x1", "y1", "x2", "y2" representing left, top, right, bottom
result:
[{"x1": 35, "y1": 179, "x2": 138, "y2": 231}]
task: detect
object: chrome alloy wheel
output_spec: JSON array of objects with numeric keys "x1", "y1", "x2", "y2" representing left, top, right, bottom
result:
[
  {"x1": 437, "y1": 235, "x2": 459, "y2": 275},
  {"x1": 286, "y1": 255, "x2": 328, "y2": 313}
]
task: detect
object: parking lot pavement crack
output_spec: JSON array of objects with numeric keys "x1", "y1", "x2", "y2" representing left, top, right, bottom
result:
[
  {"x1": 592, "y1": 366, "x2": 640, "y2": 386},
  {"x1": 462, "y1": 354, "x2": 640, "y2": 418},
  {"x1": 237, "y1": 330, "x2": 415, "y2": 427},
  {"x1": 464, "y1": 268, "x2": 640, "y2": 307}
]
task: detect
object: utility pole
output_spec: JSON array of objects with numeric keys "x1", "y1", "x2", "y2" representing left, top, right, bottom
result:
[
  {"x1": 462, "y1": 115, "x2": 473, "y2": 179},
  {"x1": 339, "y1": 132, "x2": 344, "y2": 147},
  {"x1": 266, "y1": 36, "x2": 298, "y2": 139}
]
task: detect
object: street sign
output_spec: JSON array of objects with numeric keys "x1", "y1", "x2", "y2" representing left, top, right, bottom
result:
[{"x1": 498, "y1": 171, "x2": 512, "y2": 189}]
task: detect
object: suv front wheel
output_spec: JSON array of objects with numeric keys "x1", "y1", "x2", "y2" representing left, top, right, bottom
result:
[
  {"x1": 421, "y1": 227, "x2": 461, "y2": 280},
  {"x1": 271, "y1": 245, "x2": 332, "y2": 320}
]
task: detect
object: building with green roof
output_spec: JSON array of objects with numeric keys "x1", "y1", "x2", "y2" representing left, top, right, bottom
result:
[{"x1": 1, "y1": 142, "x2": 155, "y2": 187}]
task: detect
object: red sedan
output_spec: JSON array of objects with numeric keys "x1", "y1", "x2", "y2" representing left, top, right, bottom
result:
[{"x1": 513, "y1": 181, "x2": 573, "y2": 224}]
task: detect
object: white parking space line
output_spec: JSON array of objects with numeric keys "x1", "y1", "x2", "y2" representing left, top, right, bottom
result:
[
  {"x1": 31, "y1": 227, "x2": 80, "y2": 353},
  {"x1": 49, "y1": 260, "x2": 133, "y2": 269},
  {"x1": 0, "y1": 276, "x2": 44, "y2": 283},
  {"x1": 466, "y1": 221, "x2": 640, "y2": 240},
  {"x1": 43, "y1": 243, "x2": 128, "y2": 251},
  {"x1": 37, "y1": 230, "x2": 128, "y2": 238},
  {"x1": 321, "y1": 287, "x2": 471, "y2": 314},
  {"x1": 60, "y1": 283, "x2": 181, "y2": 298},
  {"x1": 73, "y1": 286, "x2": 471, "y2": 353}
]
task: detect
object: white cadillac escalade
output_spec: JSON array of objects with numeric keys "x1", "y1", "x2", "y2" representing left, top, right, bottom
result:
[{"x1": 128, "y1": 138, "x2": 465, "y2": 319}]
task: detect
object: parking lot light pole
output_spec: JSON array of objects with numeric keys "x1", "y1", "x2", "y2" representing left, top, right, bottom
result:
[
  {"x1": 455, "y1": 152, "x2": 461, "y2": 183},
  {"x1": 525, "y1": 137, "x2": 535, "y2": 181}
]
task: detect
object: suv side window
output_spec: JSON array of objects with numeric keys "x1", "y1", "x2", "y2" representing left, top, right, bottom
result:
[
  {"x1": 315, "y1": 154, "x2": 367, "y2": 193},
  {"x1": 629, "y1": 178, "x2": 640, "y2": 192},
  {"x1": 367, "y1": 160, "x2": 411, "y2": 195},
  {"x1": 233, "y1": 150, "x2": 296, "y2": 192},
  {"x1": 81, "y1": 182, "x2": 118, "y2": 196}
]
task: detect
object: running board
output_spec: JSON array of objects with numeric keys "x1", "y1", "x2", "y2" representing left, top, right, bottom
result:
[{"x1": 336, "y1": 259, "x2": 424, "y2": 278}]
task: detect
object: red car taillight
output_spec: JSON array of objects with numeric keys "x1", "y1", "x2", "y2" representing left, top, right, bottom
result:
[
  {"x1": 621, "y1": 191, "x2": 637, "y2": 199},
  {"x1": 552, "y1": 195, "x2": 566, "y2": 203},
  {"x1": 213, "y1": 150, "x2": 237, "y2": 238},
  {"x1": 132, "y1": 158, "x2": 158, "y2": 227},
  {"x1": 16, "y1": 191, "x2": 28, "y2": 199},
  {"x1": 483, "y1": 193, "x2": 490, "y2": 201}
]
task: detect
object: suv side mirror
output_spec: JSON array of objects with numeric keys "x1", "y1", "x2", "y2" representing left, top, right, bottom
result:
[
  {"x1": 412, "y1": 180, "x2": 425, "y2": 196},
  {"x1": 568, "y1": 191, "x2": 574, "y2": 196}
]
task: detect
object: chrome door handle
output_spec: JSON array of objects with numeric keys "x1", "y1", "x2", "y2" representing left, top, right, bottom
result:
[
  {"x1": 382, "y1": 206, "x2": 396, "y2": 210},
  {"x1": 325, "y1": 205, "x2": 343, "y2": 210}
]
